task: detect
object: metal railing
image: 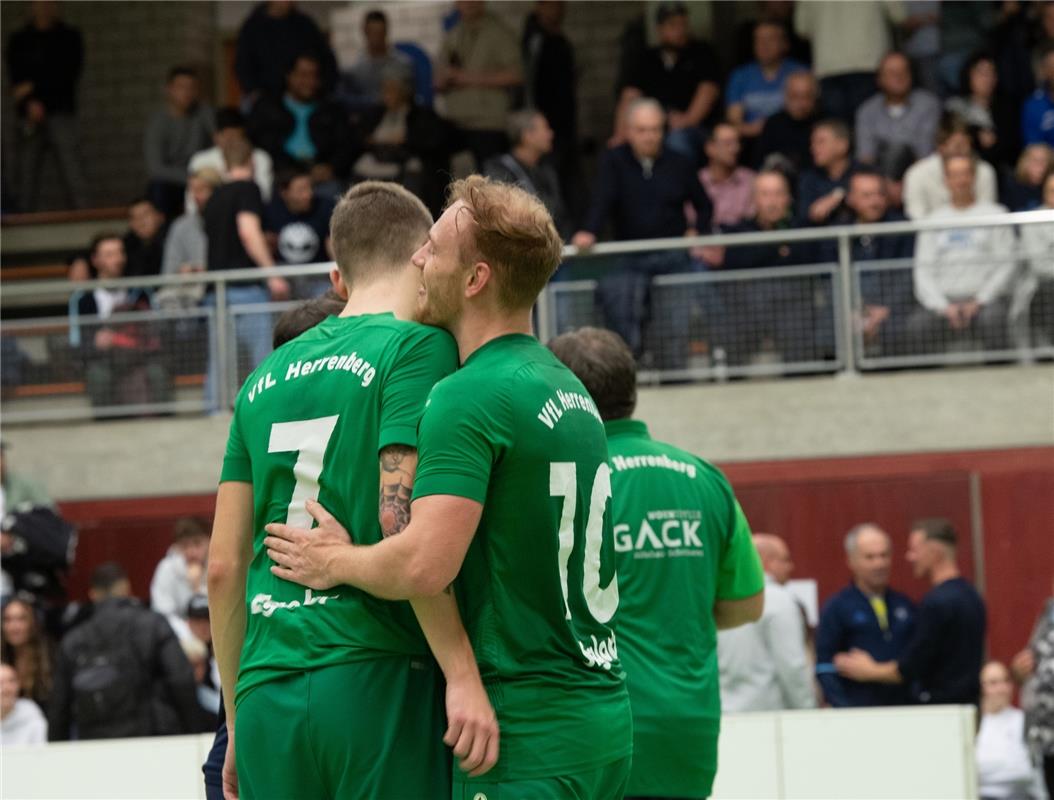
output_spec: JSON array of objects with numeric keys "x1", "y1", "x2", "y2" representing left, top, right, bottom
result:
[{"x1": 1, "y1": 209, "x2": 1052, "y2": 423}]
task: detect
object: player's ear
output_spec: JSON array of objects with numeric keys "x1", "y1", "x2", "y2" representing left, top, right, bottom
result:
[
  {"x1": 330, "y1": 267, "x2": 349, "y2": 299},
  {"x1": 464, "y1": 261, "x2": 492, "y2": 300}
]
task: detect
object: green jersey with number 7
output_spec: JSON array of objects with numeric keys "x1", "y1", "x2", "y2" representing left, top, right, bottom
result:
[
  {"x1": 220, "y1": 312, "x2": 458, "y2": 705},
  {"x1": 412, "y1": 333, "x2": 633, "y2": 783}
]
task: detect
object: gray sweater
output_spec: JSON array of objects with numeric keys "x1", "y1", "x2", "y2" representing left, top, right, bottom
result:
[
  {"x1": 144, "y1": 104, "x2": 215, "y2": 184},
  {"x1": 854, "y1": 89, "x2": 940, "y2": 163}
]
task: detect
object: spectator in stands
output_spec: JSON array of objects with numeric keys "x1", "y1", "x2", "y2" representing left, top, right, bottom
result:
[
  {"x1": 74, "y1": 234, "x2": 171, "y2": 412},
  {"x1": 714, "y1": 170, "x2": 818, "y2": 365},
  {"x1": 1, "y1": 598, "x2": 54, "y2": 709},
  {"x1": 484, "y1": 109, "x2": 570, "y2": 237},
  {"x1": 907, "y1": 154, "x2": 1015, "y2": 352},
  {"x1": 836, "y1": 519, "x2": 987, "y2": 706},
  {"x1": 837, "y1": 169, "x2": 916, "y2": 355},
  {"x1": 235, "y1": 0, "x2": 338, "y2": 105},
  {"x1": 352, "y1": 73, "x2": 454, "y2": 216},
  {"x1": 1023, "y1": 43, "x2": 1054, "y2": 147},
  {"x1": 522, "y1": 1, "x2": 581, "y2": 221},
  {"x1": 180, "y1": 636, "x2": 220, "y2": 731},
  {"x1": 6, "y1": 0, "x2": 86, "y2": 210},
  {"x1": 338, "y1": 9, "x2": 413, "y2": 112},
  {"x1": 719, "y1": 533, "x2": 816, "y2": 712},
  {"x1": 49, "y1": 562, "x2": 199, "y2": 740},
  {"x1": 189, "y1": 107, "x2": 274, "y2": 203},
  {"x1": 794, "y1": 0, "x2": 906, "y2": 123},
  {"x1": 732, "y1": 3, "x2": 812, "y2": 71},
  {"x1": 159, "y1": 167, "x2": 220, "y2": 312},
  {"x1": 754, "y1": 70, "x2": 821, "y2": 175},
  {"x1": 144, "y1": 67, "x2": 215, "y2": 220},
  {"x1": 123, "y1": 198, "x2": 167, "y2": 279},
  {"x1": 264, "y1": 167, "x2": 335, "y2": 297},
  {"x1": 816, "y1": 524, "x2": 915, "y2": 707},
  {"x1": 247, "y1": 54, "x2": 356, "y2": 190},
  {"x1": 0, "y1": 661, "x2": 46, "y2": 745},
  {"x1": 938, "y1": 2, "x2": 998, "y2": 96},
  {"x1": 201, "y1": 139, "x2": 289, "y2": 409},
  {"x1": 902, "y1": 2, "x2": 942, "y2": 96},
  {"x1": 1012, "y1": 577, "x2": 1054, "y2": 799},
  {"x1": 151, "y1": 517, "x2": 210, "y2": 624},
  {"x1": 435, "y1": 1, "x2": 523, "y2": 167},
  {"x1": 797, "y1": 119, "x2": 854, "y2": 225},
  {"x1": 945, "y1": 52, "x2": 1015, "y2": 168},
  {"x1": 547, "y1": 326, "x2": 766, "y2": 800},
  {"x1": 1003, "y1": 144, "x2": 1054, "y2": 211},
  {"x1": 1011, "y1": 169, "x2": 1054, "y2": 348},
  {"x1": 614, "y1": 1, "x2": 721, "y2": 165},
  {"x1": 877, "y1": 142, "x2": 918, "y2": 215},
  {"x1": 855, "y1": 51, "x2": 940, "y2": 167},
  {"x1": 904, "y1": 112, "x2": 999, "y2": 219},
  {"x1": 726, "y1": 20, "x2": 807, "y2": 141},
  {"x1": 976, "y1": 660, "x2": 1043, "y2": 800},
  {"x1": 572, "y1": 98, "x2": 711, "y2": 369},
  {"x1": 698, "y1": 122, "x2": 756, "y2": 228}
]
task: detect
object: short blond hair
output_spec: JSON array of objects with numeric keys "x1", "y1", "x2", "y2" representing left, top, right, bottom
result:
[
  {"x1": 330, "y1": 181, "x2": 433, "y2": 288},
  {"x1": 190, "y1": 166, "x2": 222, "y2": 188},
  {"x1": 446, "y1": 175, "x2": 563, "y2": 310}
]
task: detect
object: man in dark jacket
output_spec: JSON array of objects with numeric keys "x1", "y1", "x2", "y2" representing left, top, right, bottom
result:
[
  {"x1": 5, "y1": 0, "x2": 86, "y2": 210},
  {"x1": 572, "y1": 98, "x2": 712, "y2": 371},
  {"x1": 49, "y1": 562, "x2": 199, "y2": 740},
  {"x1": 235, "y1": 1, "x2": 338, "y2": 104},
  {"x1": 247, "y1": 54, "x2": 356, "y2": 185}
]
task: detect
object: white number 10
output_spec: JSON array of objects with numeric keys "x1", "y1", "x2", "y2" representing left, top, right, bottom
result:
[{"x1": 550, "y1": 462, "x2": 619, "y2": 625}]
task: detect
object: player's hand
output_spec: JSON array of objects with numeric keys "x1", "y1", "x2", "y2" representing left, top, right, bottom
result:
[
  {"x1": 222, "y1": 727, "x2": 238, "y2": 800},
  {"x1": 833, "y1": 648, "x2": 876, "y2": 680},
  {"x1": 264, "y1": 499, "x2": 352, "y2": 589},
  {"x1": 444, "y1": 674, "x2": 500, "y2": 777}
]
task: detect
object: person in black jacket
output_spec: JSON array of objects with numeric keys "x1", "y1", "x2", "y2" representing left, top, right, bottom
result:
[
  {"x1": 49, "y1": 562, "x2": 199, "y2": 741},
  {"x1": 5, "y1": 0, "x2": 87, "y2": 210},
  {"x1": 247, "y1": 54, "x2": 357, "y2": 190},
  {"x1": 235, "y1": 1, "x2": 338, "y2": 105}
]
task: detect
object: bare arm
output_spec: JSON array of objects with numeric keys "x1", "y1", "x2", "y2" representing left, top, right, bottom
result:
[
  {"x1": 714, "y1": 590, "x2": 765, "y2": 630},
  {"x1": 236, "y1": 211, "x2": 273, "y2": 269},
  {"x1": 207, "y1": 481, "x2": 255, "y2": 728},
  {"x1": 680, "y1": 81, "x2": 720, "y2": 128}
]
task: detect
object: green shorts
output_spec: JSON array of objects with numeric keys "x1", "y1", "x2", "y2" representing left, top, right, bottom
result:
[
  {"x1": 235, "y1": 655, "x2": 449, "y2": 800},
  {"x1": 452, "y1": 755, "x2": 631, "y2": 800}
]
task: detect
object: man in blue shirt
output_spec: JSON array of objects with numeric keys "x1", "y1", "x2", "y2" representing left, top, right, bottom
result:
[
  {"x1": 816, "y1": 524, "x2": 915, "y2": 707},
  {"x1": 572, "y1": 98, "x2": 712, "y2": 372},
  {"x1": 1022, "y1": 43, "x2": 1054, "y2": 147},
  {"x1": 726, "y1": 20, "x2": 807, "y2": 141},
  {"x1": 836, "y1": 519, "x2": 986, "y2": 705}
]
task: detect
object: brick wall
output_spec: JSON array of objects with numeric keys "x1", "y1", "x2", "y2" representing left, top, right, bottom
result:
[{"x1": 1, "y1": 1, "x2": 217, "y2": 212}]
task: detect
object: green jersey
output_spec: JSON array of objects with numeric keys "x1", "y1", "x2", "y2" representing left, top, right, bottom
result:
[
  {"x1": 220, "y1": 313, "x2": 458, "y2": 706},
  {"x1": 605, "y1": 419, "x2": 764, "y2": 799},
  {"x1": 413, "y1": 334, "x2": 633, "y2": 782}
]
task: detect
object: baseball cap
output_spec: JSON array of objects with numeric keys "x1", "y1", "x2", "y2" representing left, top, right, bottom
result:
[{"x1": 187, "y1": 593, "x2": 210, "y2": 620}]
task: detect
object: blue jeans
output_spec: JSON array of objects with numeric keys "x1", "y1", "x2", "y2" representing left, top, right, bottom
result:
[{"x1": 203, "y1": 285, "x2": 273, "y2": 411}]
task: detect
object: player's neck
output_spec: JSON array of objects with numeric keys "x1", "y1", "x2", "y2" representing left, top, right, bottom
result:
[
  {"x1": 340, "y1": 274, "x2": 417, "y2": 321},
  {"x1": 452, "y1": 308, "x2": 534, "y2": 363}
]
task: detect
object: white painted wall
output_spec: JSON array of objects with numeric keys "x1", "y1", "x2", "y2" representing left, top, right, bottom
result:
[{"x1": 1, "y1": 706, "x2": 977, "y2": 800}]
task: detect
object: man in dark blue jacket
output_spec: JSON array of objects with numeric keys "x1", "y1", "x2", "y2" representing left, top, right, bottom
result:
[
  {"x1": 572, "y1": 98, "x2": 712, "y2": 371},
  {"x1": 816, "y1": 523, "x2": 916, "y2": 707}
]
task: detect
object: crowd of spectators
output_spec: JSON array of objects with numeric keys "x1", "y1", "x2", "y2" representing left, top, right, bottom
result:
[{"x1": 4, "y1": 0, "x2": 1054, "y2": 403}]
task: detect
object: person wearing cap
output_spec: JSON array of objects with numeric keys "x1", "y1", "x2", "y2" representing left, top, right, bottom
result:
[{"x1": 835, "y1": 518, "x2": 987, "y2": 705}]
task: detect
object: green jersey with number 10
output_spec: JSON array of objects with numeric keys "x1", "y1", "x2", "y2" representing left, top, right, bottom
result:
[
  {"x1": 412, "y1": 334, "x2": 633, "y2": 783},
  {"x1": 220, "y1": 313, "x2": 458, "y2": 706}
]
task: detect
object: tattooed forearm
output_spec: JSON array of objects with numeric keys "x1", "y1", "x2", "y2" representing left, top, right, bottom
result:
[{"x1": 379, "y1": 445, "x2": 416, "y2": 538}]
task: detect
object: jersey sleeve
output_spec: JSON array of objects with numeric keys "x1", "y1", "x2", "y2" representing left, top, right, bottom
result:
[
  {"x1": 378, "y1": 327, "x2": 458, "y2": 452},
  {"x1": 715, "y1": 499, "x2": 765, "y2": 600},
  {"x1": 219, "y1": 407, "x2": 252, "y2": 483},
  {"x1": 411, "y1": 376, "x2": 502, "y2": 504}
]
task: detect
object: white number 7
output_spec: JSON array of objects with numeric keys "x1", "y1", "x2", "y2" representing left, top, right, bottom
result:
[
  {"x1": 268, "y1": 416, "x2": 340, "y2": 528},
  {"x1": 550, "y1": 462, "x2": 619, "y2": 625}
]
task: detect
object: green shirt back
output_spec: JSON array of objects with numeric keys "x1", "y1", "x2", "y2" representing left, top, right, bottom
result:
[
  {"x1": 605, "y1": 419, "x2": 764, "y2": 798},
  {"x1": 412, "y1": 334, "x2": 633, "y2": 781},
  {"x1": 220, "y1": 314, "x2": 458, "y2": 706}
]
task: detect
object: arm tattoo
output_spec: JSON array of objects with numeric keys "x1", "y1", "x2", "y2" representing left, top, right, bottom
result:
[{"x1": 379, "y1": 445, "x2": 415, "y2": 538}]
